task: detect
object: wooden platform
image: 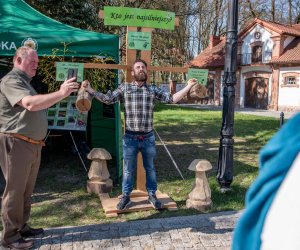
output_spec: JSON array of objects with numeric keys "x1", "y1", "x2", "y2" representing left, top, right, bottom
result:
[{"x1": 99, "y1": 190, "x2": 178, "y2": 217}]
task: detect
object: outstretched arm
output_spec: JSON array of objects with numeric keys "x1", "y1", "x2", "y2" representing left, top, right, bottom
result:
[
  {"x1": 81, "y1": 80, "x2": 123, "y2": 105},
  {"x1": 172, "y1": 78, "x2": 197, "y2": 103},
  {"x1": 18, "y1": 77, "x2": 79, "y2": 111}
]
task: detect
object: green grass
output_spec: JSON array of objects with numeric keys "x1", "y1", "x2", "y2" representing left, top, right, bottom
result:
[
  {"x1": 1, "y1": 104, "x2": 280, "y2": 229},
  {"x1": 153, "y1": 104, "x2": 278, "y2": 213}
]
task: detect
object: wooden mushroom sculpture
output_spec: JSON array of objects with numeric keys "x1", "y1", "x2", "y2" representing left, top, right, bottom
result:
[
  {"x1": 87, "y1": 148, "x2": 113, "y2": 194},
  {"x1": 186, "y1": 159, "x2": 212, "y2": 212}
]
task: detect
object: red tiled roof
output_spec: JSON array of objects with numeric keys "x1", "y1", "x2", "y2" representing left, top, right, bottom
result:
[
  {"x1": 239, "y1": 18, "x2": 300, "y2": 37},
  {"x1": 292, "y1": 23, "x2": 300, "y2": 29},
  {"x1": 190, "y1": 19, "x2": 300, "y2": 68},
  {"x1": 270, "y1": 37, "x2": 300, "y2": 64},
  {"x1": 188, "y1": 39, "x2": 225, "y2": 68}
]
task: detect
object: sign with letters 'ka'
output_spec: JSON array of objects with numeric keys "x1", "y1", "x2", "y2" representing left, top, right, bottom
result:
[
  {"x1": 104, "y1": 6, "x2": 175, "y2": 30},
  {"x1": 188, "y1": 68, "x2": 209, "y2": 86},
  {"x1": 128, "y1": 32, "x2": 151, "y2": 51}
]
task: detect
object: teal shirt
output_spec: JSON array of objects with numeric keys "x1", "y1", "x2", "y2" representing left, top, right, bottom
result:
[
  {"x1": 0, "y1": 68, "x2": 48, "y2": 140},
  {"x1": 232, "y1": 113, "x2": 300, "y2": 250}
]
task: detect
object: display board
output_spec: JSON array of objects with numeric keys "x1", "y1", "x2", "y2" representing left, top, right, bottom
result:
[
  {"x1": 188, "y1": 68, "x2": 209, "y2": 85},
  {"x1": 56, "y1": 62, "x2": 84, "y2": 82},
  {"x1": 104, "y1": 6, "x2": 175, "y2": 30},
  {"x1": 127, "y1": 31, "x2": 151, "y2": 50},
  {"x1": 47, "y1": 96, "x2": 88, "y2": 131}
]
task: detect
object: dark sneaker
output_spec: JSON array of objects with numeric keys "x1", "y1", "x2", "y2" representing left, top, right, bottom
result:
[
  {"x1": 116, "y1": 195, "x2": 131, "y2": 210},
  {"x1": 148, "y1": 194, "x2": 163, "y2": 210},
  {"x1": 20, "y1": 226, "x2": 44, "y2": 238},
  {"x1": 4, "y1": 238, "x2": 33, "y2": 249}
]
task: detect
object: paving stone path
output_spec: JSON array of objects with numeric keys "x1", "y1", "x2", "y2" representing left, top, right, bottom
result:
[{"x1": 0, "y1": 210, "x2": 241, "y2": 250}]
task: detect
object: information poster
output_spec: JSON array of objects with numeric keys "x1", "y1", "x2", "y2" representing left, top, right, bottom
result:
[
  {"x1": 128, "y1": 31, "x2": 151, "y2": 50},
  {"x1": 47, "y1": 96, "x2": 88, "y2": 131},
  {"x1": 55, "y1": 62, "x2": 84, "y2": 82},
  {"x1": 188, "y1": 68, "x2": 209, "y2": 85}
]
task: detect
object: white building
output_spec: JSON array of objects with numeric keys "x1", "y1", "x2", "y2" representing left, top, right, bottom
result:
[{"x1": 189, "y1": 18, "x2": 300, "y2": 112}]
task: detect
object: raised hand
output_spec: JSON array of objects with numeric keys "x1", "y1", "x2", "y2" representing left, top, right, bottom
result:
[
  {"x1": 60, "y1": 77, "x2": 80, "y2": 96},
  {"x1": 82, "y1": 80, "x2": 95, "y2": 95},
  {"x1": 187, "y1": 78, "x2": 198, "y2": 87}
]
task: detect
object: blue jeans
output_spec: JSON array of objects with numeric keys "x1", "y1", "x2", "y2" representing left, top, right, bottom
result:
[{"x1": 122, "y1": 131, "x2": 157, "y2": 196}]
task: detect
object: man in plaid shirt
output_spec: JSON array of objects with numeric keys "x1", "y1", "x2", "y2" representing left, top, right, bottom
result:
[{"x1": 83, "y1": 59, "x2": 197, "y2": 210}]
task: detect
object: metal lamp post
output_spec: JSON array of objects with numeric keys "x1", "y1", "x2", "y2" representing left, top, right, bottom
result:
[{"x1": 217, "y1": 0, "x2": 239, "y2": 192}]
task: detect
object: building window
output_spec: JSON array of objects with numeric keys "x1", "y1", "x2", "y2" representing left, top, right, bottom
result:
[
  {"x1": 252, "y1": 45, "x2": 262, "y2": 63},
  {"x1": 281, "y1": 73, "x2": 300, "y2": 88},
  {"x1": 285, "y1": 76, "x2": 296, "y2": 85}
]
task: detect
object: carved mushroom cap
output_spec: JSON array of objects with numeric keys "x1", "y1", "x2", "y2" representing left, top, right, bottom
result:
[
  {"x1": 188, "y1": 159, "x2": 212, "y2": 172},
  {"x1": 87, "y1": 148, "x2": 112, "y2": 160}
]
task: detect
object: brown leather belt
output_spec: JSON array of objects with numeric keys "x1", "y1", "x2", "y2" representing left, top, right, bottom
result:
[{"x1": 2, "y1": 133, "x2": 45, "y2": 146}]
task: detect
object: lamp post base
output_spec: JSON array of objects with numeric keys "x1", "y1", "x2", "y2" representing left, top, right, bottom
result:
[{"x1": 220, "y1": 187, "x2": 232, "y2": 193}]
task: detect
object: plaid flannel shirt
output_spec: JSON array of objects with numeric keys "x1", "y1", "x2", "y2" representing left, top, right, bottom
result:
[{"x1": 94, "y1": 82, "x2": 173, "y2": 132}]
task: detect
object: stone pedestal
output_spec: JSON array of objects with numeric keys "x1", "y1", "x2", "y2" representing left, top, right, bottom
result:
[
  {"x1": 87, "y1": 179, "x2": 113, "y2": 194},
  {"x1": 87, "y1": 148, "x2": 112, "y2": 194},
  {"x1": 186, "y1": 159, "x2": 212, "y2": 212}
]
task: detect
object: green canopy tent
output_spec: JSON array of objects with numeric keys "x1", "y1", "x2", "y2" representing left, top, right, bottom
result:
[
  {"x1": 0, "y1": 0, "x2": 119, "y2": 58},
  {"x1": 0, "y1": 0, "x2": 122, "y2": 179}
]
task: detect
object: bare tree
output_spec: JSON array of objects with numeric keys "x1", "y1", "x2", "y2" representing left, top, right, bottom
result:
[
  {"x1": 271, "y1": 0, "x2": 276, "y2": 22},
  {"x1": 247, "y1": 0, "x2": 257, "y2": 18},
  {"x1": 25, "y1": 0, "x2": 300, "y2": 71},
  {"x1": 288, "y1": 0, "x2": 292, "y2": 24}
]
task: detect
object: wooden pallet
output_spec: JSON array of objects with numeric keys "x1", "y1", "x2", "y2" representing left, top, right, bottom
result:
[{"x1": 99, "y1": 190, "x2": 178, "y2": 217}]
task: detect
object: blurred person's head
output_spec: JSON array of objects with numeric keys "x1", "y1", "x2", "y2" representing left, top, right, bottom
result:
[{"x1": 13, "y1": 46, "x2": 39, "y2": 78}]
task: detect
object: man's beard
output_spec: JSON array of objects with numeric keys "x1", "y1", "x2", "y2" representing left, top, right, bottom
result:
[{"x1": 134, "y1": 71, "x2": 147, "y2": 82}]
